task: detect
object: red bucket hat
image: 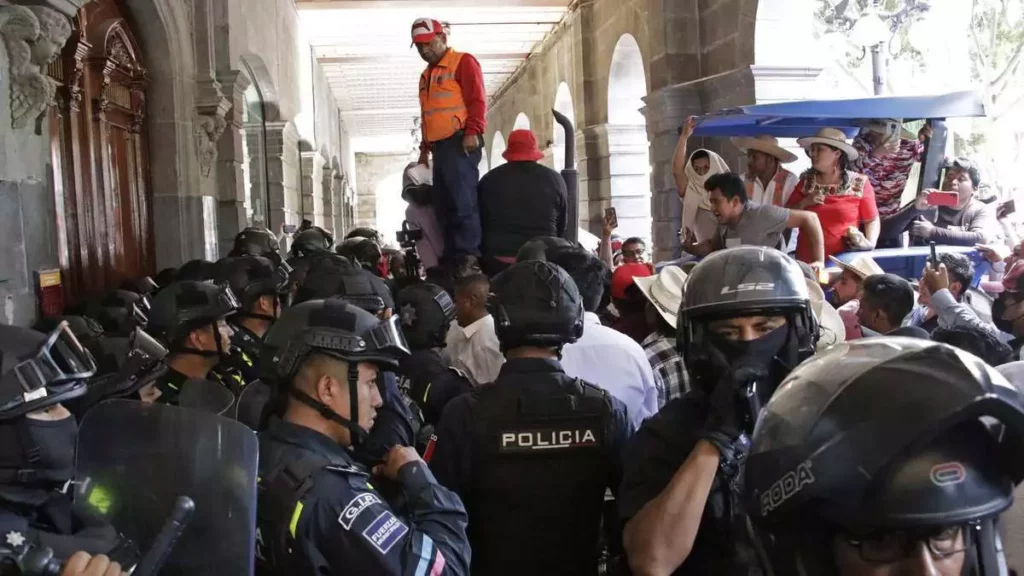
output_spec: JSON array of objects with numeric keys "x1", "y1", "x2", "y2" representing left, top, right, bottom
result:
[{"x1": 502, "y1": 129, "x2": 545, "y2": 162}]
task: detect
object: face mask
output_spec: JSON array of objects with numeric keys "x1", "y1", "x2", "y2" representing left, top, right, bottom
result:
[
  {"x1": 0, "y1": 415, "x2": 80, "y2": 487},
  {"x1": 711, "y1": 324, "x2": 790, "y2": 372},
  {"x1": 710, "y1": 325, "x2": 791, "y2": 432}
]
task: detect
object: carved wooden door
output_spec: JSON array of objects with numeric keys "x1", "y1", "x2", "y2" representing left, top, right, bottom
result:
[{"x1": 48, "y1": 0, "x2": 150, "y2": 306}]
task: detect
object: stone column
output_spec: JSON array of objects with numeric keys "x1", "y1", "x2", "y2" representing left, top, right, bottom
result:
[
  {"x1": 215, "y1": 69, "x2": 250, "y2": 255},
  {"x1": 265, "y1": 120, "x2": 300, "y2": 234},
  {"x1": 321, "y1": 154, "x2": 335, "y2": 235},
  {"x1": 332, "y1": 172, "x2": 344, "y2": 237},
  {"x1": 578, "y1": 123, "x2": 651, "y2": 243},
  {"x1": 298, "y1": 147, "x2": 318, "y2": 225}
]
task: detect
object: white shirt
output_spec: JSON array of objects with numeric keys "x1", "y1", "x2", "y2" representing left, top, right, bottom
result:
[
  {"x1": 743, "y1": 170, "x2": 799, "y2": 207},
  {"x1": 446, "y1": 315, "x2": 504, "y2": 386},
  {"x1": 560, "y1": 312, "x2": 660, "y2": 428}
]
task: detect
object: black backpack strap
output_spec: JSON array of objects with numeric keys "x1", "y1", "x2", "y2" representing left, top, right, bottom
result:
[{"x1": 257, "y1": 453, "x2": 333, "y2": 575}]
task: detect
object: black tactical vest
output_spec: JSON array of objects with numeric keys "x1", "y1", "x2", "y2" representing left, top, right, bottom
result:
[{"x1": 465, "y1": 378, "x2": 612, "y2": 576}]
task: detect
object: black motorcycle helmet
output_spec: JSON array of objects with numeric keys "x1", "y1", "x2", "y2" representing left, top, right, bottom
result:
[
  {"x1": 296, "y1": 264, "x2": 394, "y2": 316},
  {"x1": 87, "y1": 289, "x2": 149, "y2": 337},
  {"x1": 515, "y1": 236, "x2": 574, "y2": 262},
  {"x1": 290, "y1": 226, "x2": 334, "y2": 258},
  {"x1": 0, "y1": 323, "x2": 97, "y2": 420},
  {"x1": 260, "y1": 298, "x2": 410, "y2": 444},
  {"x1": 147, "y1": 281, "x2": 241, "y2": 358},
  {"x1": 397, "y1": 283, "x2": 456, "y2": 350},
  {"x1": 677, "y1": 247, "x2": 816, "y2": 428},
  {"x1": 746, "y1": 338, "x2": 1024, "y2": 575},
  {"x1": 336, "y1": 236, "x2": 383, "y2": 273},
  {"x1": 231, "y1": 226, "x2": 282, "y2": 265},
  {"x1": 490, "y1": 260, "x2": 584, "y2": 351},
  {"x1": 214, "y1": 255, "x2": 291, "y2": 323}
]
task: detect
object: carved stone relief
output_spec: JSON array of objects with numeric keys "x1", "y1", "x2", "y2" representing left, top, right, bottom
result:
[
  {"x1": 194, "y1": 113, "x2": 228, "y2": 177},
  {"x1": 0, "y1": 5, "x2": 72, "y2": 133}
]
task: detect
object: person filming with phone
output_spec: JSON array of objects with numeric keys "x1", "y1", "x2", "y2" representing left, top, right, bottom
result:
[{"x1": 908, "y1": 157, "x2": 1003, "y2": 246}]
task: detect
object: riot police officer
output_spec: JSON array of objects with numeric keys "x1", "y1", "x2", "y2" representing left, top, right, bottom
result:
[
  {"x1": 86, "y1": 290, "x2": 148, "y2": 338},
  {"x1": 0, "y1": 322, "x2": 133, "y2": 574},
  {"x1": 430, "y1": 260, "x2": 633, "y2": 576},
  {"x1": 395, "y1": 283, "x2": 471, "y2": 442},
  {"x1": 620, "y1": 246, "x2": 818, "y2": 575},
  {"x1": 336, "y1": 236, "x2": 383, "y2": 275},
  {"x1": 289, "y1": 226, "x2": 334, "y2": 258},
  {"x1": 144, "y1": 281, "x2": 241, "y2": 403},
  {"x1": 255, "y1": 299, "x2": 470, "y2": 575},
  {"x1": 230, "y1": 226, "x2": 283, "y2": 265},
  {"x1": 214, "y1": 256, "x2": 290, "y2": 385},
  {"x1": 746, "y1": 337, "x2": 1024, "y2": 575},
  {"x1": 291, "y1": 264, "x2": 416, "y2": 465},
  {"x1": 515, "y1": 235, "x2": 573, "y2": 263}
]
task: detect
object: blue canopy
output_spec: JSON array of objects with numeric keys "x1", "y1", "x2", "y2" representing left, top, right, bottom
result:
[{"x1": 692, "y1": 90, "x2": 988, "y2": 138}]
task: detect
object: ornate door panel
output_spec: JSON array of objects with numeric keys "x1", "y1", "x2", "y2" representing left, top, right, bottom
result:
[{"x1": 49, "y1": 0, "x2": 150, "y2": 305}]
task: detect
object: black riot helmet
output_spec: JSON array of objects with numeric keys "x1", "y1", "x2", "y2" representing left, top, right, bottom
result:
[
  {"x1": 515, "y1": 236, "x2": 574, "y2": 262},
  {"x1": 397, "y1": 283, "x2": 456, "y2": 350},
  {"x1": 677, "y1": 247, "x2": 816, "y2": 430},
  {"x1": 215, "y1": 255, "x2": 291, "y2": 322},
  {"x1": 231, "y1": 226, "x2": 282, "y2": 265},
  {"x1": 147, "y1": 281, "x2": 240, "y2": 358},
  {"x1": 296, "y1": 264, "x2": 394, "y2": 316},
  {"x1": 746, "y1": 338, "x2": 1024, "y2": 575},
  {"x1": 120, "y1": 276, "x2": 159, "y2": 297},
  {"x1": 87, "y1": 289, "x2": 149, "y2": 337},
  {"x1": 336, "y1": 237, "x2": 383, "y2": 273},
  {"x1": 260, "y1": 298, "x2": 410, "y2": 444},
  {"x1": 345, "y1": 227, "x2": 383, "y2": 245},
  {"x1": 490, "y1": 260, "x2": 584, "y2": 351},
  {"x1": 176, "y1": 259, "x2": 218, "y2": 282},
  {"x1": 290, "y1": 226, "x2": 334, "y2": 258},
  {"x1": 0, "y1": 323, "x2": 97, "y2": 420}
]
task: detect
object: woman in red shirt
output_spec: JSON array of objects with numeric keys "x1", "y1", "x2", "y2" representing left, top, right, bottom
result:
[{"x1": 788, "y1": 128, "x2": 879, "y2": 261}]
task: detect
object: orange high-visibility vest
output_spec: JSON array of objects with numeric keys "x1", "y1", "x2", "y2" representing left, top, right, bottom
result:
[{"x1": 419, "y1": 49, "x2": 469, "y2": 143}]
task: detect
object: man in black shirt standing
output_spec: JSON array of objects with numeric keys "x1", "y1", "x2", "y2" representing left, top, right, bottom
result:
[{"x1": 478, "y1": 129, "x2": 567, "y2": 276}]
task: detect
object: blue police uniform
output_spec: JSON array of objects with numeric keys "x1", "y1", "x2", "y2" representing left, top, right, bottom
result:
[
  {"x1": 353, "y1": 371, "x2": 417, "y2": 466},
  {"x1": 429, "y1": 357, "x2": 633, "y2": 576},
  {"x1": 256, "y1": 419, "x2": 470, "y2": 575}
]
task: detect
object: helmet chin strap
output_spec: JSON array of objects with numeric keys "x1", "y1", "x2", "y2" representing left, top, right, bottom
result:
[
  {"x1": 172, "y1": 321, "x2": 230, "y2": 360},
  {"x1": 289, "y1": 363, "x2": 367, "y2": 447}
]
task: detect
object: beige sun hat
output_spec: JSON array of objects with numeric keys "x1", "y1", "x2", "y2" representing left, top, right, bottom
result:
[
  {"x1": 827, "y1": 254, "x2": 884, "y2": 281},
  {"x1": 797, "y1": 127, "x2": 860, "y2": 161},
  {"x1": 862, "y1": 118, "x2": 916, "y2": 141},
  {"x1": 730, "y1": 134, "x2": 798, "y2": 164},
  {"x1": 633, "y1": 266, "x2": 688, "y2": 329},
  {"x1": 805, "y1": 277, "x2": 846, "y2": 351}
]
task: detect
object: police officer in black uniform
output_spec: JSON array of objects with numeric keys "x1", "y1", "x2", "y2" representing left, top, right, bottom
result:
[
  {"x1": 620, "y1": 246, "x2": 818, "y2": 576},
  {"x1": 430, "y1": 260, "x2": 633, "y2": 576},
  {"x1": 395, "y1": 283, "x2": 471, "y2": 446},
  {"x1": 85, "y1": 290, "x2": 148, "y2": 338},
  {"x1": 291, "y1": 264, "x2": 417, "y2": 466},
  {"x1": 255, "y1": 298, "x2": 470, "y2": 576},
  {"x1": 214, "y1": 256, "x2": 290, "y2": 385},
  {"x1": 0, "y1": 322, "x2": 134, "y2": 575},
  {"x1": 289, "y1": 226, "x2": 334, "y2": 259},
  {"x1": 747, "y1": 337, "x2": 1024, "y2": 575},
  {"x1": 337, "y1": 236, "x2": 384, "y2": 275},
  {"x1": 144, "y1": 281, "x2": 241, "y2": 403},
  {"x1": 230, "y1": 226, "x2": 284, "y2": 265}
]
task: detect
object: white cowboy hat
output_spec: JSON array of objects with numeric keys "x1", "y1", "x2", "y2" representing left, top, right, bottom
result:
[
  {"x1": 730, "y1": 134, "x2": 798, "y2": 164},
  {"x1": 633, "y1": 266, "x2": 687, "y2": 329},
  {"x1": 805, "y1": 278, "x2": 846, "y2": 351},
  {"x1": 797, "y1": 127, "x2": 860, "y2": 161},
  {"x1": 827, "y1": 254, "x2": 884, "y2": 282}
]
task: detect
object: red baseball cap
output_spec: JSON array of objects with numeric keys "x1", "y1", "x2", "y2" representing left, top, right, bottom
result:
[
  {"x1": 611, "y1": 263, "x2": 653, "y2": 300},
  {"x1": 411, "y1": 18, "x2": 443, "y2": 44}
]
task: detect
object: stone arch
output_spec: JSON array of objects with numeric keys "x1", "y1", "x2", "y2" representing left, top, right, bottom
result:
[
  {"x1": 552, "y1": 82, "x2": 575, "y2": 172},
  {"x1": 604, "y1": 33, "x2": 652, "y2": 244},
  {"x1": 121, "y1": 0, "x2": 202, "y2": 267},
  {"x1": 513, "y1": 112, "x2": 531, "y2": 131},
  {"x1": 608, "y1": 34, "x2": 647, "y2": 126},
  {"x1": 239, "y1": 53, "x2": 280, "y2": 121},
  {"x1": 490, "y1": 131, "x2": 507, "y2": 169}
]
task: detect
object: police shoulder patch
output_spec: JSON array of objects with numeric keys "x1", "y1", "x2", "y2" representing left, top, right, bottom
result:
[
  {"x1": 361, "y1": 510, "x2": 408, "y2": 555},
  {"x1": 338, "y1": 492, "x2": 383, "y2": 530}
]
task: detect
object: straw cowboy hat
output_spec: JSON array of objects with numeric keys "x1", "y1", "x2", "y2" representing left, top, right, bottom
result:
[
  {"x1": 633, "y1": 266, "x2": 687, "y2": 329},
  {"x1": 827, "y1": 254, "x2": 884, "y2": 281},
  {"x1": 730, "y1": 134, "x2": 798, "y2": 164},
  {"x1": 805, "y1": 277, "x2": 846, "y2": 351},
  {"x1": 797, "y1": 127, "x2": 860, "y2": 161}
]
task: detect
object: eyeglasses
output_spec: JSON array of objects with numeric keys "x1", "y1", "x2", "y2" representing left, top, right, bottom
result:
[
  {"x1": 622, "y1": 248, "x2": 645, "y2": 258},
  {"x1": 844, "y1": 524, "x2": 968, "y2": 563}
]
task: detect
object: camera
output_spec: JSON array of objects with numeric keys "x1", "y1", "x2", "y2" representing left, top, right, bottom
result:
[
  {"x1": 397, "y1": 225, "x2": 424, "y2": 247},
  {"x1": 395, "y1": 221, "x2": 425, "y2": 282}
]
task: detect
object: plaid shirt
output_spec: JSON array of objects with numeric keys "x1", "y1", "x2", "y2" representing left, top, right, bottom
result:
[
  {"x1": 642, "y1": 332, "x2": 690, "y2": 408},
  {"x1": 852, "y1": 136, "x2": 924, "y2": 217}
]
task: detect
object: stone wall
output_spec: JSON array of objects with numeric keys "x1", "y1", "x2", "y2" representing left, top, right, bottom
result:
[{"x1": 354, "y1": 152, "x2": 412, "y2": 231}]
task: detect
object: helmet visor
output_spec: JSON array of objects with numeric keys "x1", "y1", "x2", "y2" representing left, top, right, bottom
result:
[{"x1": 1, "y1": 322, "x2": 97, "y2": 404}]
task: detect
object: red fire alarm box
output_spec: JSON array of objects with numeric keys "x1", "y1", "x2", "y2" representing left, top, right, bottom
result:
[{"x1": 36, "y1": 269, "x2": 64, "y2": 318}]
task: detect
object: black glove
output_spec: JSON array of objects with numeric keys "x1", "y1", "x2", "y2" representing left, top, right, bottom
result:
[{"x1": 694, "y1": 372, "x2": 753, "y2": 485}]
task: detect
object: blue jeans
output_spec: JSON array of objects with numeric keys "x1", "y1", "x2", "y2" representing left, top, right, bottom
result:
[{"x1": 431, "y1": 132, "x2": 482, "y2": 264}]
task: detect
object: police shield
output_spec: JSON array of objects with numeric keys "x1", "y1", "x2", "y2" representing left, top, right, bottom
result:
[
  {"x1": 234, "y1": 379, "x2": 272, "y2": 430},
  {"x1": 75, "y1": 399, "x2": 258, "y2": 575}
]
